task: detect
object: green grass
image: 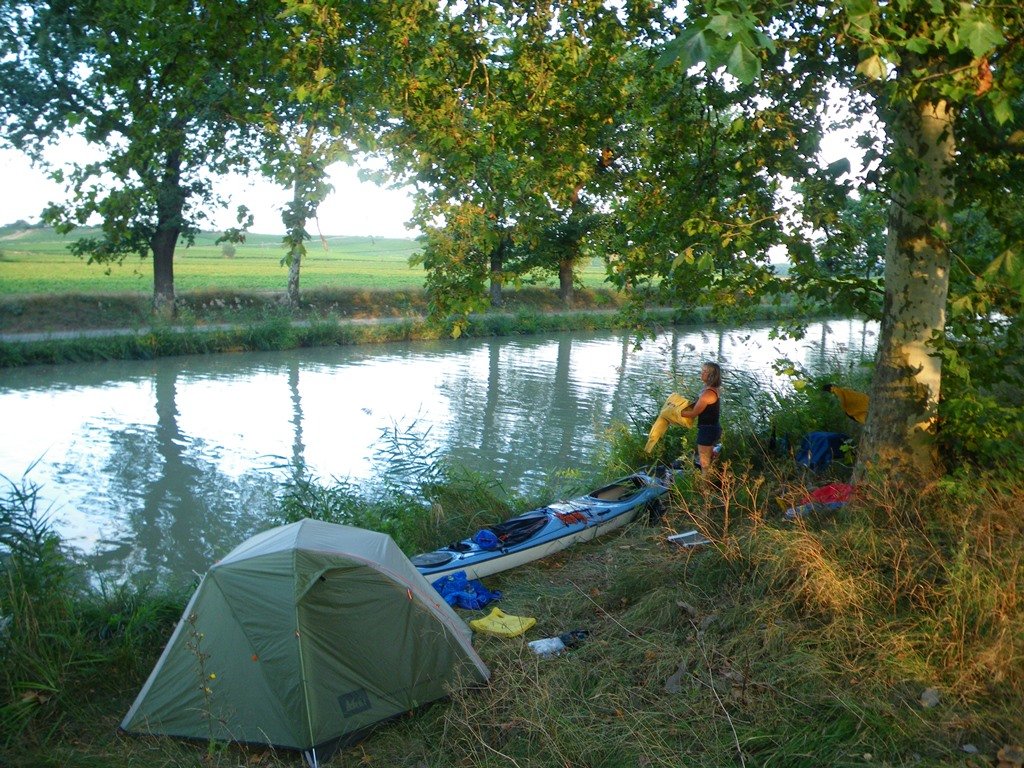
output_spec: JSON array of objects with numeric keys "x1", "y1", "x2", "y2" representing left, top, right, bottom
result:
[
  {"x1": 0, "y1": 227, "x2": 428, "y2": 293},
  {"x1": 0, "y1": 225, "x2": 612, "y2": 296},
  {"x1": 0, "y1": 305, "x2": 687, "y2": 367},
  {"x1": 2, "y1": 412, "x2": 1021, "y2": 768},
  {"x1": 0, "y1": 222, "x2": 693, "y2": 366}
]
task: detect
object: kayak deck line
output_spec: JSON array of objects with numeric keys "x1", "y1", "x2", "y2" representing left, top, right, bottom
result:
[{"x1": 411, "y1": 472, "x2": 669, "y2": 582}]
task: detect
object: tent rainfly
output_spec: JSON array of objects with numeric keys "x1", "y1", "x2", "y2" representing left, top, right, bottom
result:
[{"x1": 121, "y1": 519, "x2": 489, "y2": 766}]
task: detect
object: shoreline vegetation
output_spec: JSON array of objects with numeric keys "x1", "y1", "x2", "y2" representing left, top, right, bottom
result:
[
  {"x1": 0, "y1": 287, "x2": 806, "y2": 368},
  {"x1": 0, "y1": 290, "x2": 802, "y2": 370},
  {"x1": 2, "y1": 415, "x2": 1021, "y2": 768},
  {"x1": 0, "y1": 224, "x2": 806, "y2": 368}
]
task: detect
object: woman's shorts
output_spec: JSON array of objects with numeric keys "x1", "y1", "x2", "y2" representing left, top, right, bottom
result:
[{"x1": 696, "y1": 424, "x2": 722, "y2": 447}]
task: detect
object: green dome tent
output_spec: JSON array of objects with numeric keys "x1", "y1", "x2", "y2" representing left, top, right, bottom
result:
[{"x1": 121, "y1": 519, "x2": 489, "y2": 766}]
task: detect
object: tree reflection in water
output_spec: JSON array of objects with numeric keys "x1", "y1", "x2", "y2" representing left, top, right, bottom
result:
[{"x1": 1, "y1": 320, "x2": 877, "y2": 587}]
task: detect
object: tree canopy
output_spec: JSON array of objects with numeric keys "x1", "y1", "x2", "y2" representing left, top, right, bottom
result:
[{"x1": 0, "y1": 0, "x2": 282, "y2": 312}]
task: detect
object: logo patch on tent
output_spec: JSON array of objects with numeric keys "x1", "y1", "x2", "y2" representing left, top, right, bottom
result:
[{"x1": 338, "y1": 688, "x2": 371, "y2": 717}]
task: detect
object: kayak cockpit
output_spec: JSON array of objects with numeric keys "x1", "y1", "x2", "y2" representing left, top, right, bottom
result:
[
  {"x1": 486, "y1": 509, "x2": 550, "y2": 547},
  {"x1": 588, "y1": 475, "x2": 648, "y2": 502}
]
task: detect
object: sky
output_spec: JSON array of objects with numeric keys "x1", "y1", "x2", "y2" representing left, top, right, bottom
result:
[
  {"x1": 0, "y1": 144, "x2": 421, "y2": 240},
  {"x1": 1, "y1": 116, "x2": 866, "y2": 245}
]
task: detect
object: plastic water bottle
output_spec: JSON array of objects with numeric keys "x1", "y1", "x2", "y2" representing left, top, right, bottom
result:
[{"x1": 527, "y1": 636, "x2": 566, "y2": 658}]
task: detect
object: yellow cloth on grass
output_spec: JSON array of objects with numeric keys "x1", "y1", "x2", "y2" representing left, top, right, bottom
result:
[
  {"x1": 830, "y1": 386, "x2": 869, "y2": 424},
  {"x1": 469, "y1": 608, "x2": 537, "y2": 637},
  {"x1": 643, "y1": 393, "x2": 694, "y2": 453}
]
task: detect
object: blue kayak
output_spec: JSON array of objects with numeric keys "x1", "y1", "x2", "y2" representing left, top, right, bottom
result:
[{"x1": 411, "y1": 472, "x2": 668, "y2": 581}]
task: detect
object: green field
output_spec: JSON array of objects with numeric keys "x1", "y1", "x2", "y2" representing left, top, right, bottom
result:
[
  {"x1": 0, "y1": 225, "x2": 612, "y2": 296},
  {"x1": 0, "y1": 226, "x2": 430, "y2": 294}
]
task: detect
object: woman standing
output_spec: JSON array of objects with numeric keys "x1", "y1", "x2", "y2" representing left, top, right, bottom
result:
[{"x1": 678, "y1": 361, "x2": 722, "y2": 477}]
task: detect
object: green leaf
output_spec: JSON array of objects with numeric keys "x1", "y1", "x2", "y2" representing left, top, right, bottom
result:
[
  {"x1": 708, "y1": 13, "x2": 742, "y2": 38},
  {"x1": 904, "y1": 36, "x2": 932, "y2": 54},
  {"x1": 727, "y1": 42, "x2": 760, "y2": 84},
  {"x1": 826, "y1": 157, "x2": 851, "y2": 177},
  {"x1": 684, "y1": 218, "x2": 705, "y2": 235},
  {"x1": 697, "y1": 252, "x2": 714, "y2": 272},
  {"x1": 993, "y1": 95, "x2": 1015, "y2": 126},
  {"x1": 950, "y1": 294, "x2": 974, "y2": 317},
  {"x1": 983, "y1": 248, "x2": 1021, "y2": 280},
  {"x1": 958, "y1": 16, "x2": 1004, "y2": 58},
  {"x1": 855, "y1": 54, "x2": 886, "y2": 80},
  {"x1": 681, "y1": 30, "x2": 712, "y2": 69},
  {"x1": 753, "y1": 30, "x2": 777, "y2": 55},
  {"x1": 844, "y1": 0, "x2": 874, "y2": 41},
  {"x1": 658, "y1": 31, "x2": 710, "y2": 70}
]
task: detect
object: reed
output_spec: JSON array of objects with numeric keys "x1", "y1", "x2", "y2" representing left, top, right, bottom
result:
[{"x1": 1, "y1": 406, "x2": 1021, "y2": 768}]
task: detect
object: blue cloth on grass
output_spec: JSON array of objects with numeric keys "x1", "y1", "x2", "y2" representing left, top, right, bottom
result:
[
  {"x1": 795, "y1": 431, "x2": 849, "y2": 471},
  {"x1": 432, "y1": 570, "x2": 502, "y2": 610}
]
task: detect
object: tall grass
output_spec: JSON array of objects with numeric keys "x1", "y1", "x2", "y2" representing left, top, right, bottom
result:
[
  {"x1": 0, "y1": 471, "x2": 183, "y2": 754},
  {"x1": 2, "y1": 398, "x2": 1021, "y2": 767},
  {"x1": 0, "y1": 470, "x2": 89, "y2": 744}
]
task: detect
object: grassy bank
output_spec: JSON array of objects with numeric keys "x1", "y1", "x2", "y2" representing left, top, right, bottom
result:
[
  {"x1": 0, "y1": 286, "x2": 807, "y2": 368},
  {"x1": 0, "y1": 224, "x2": 810, "y2": 369},
  {"x1": 0, "y1": 288, "x2": 626, "y2": 367},
  {"x1": 2, "y1": 401, "x2": 1021, "y2": 768},
  {"x1": 0, "y1": 283, "x2": 628, "y2": 335}
]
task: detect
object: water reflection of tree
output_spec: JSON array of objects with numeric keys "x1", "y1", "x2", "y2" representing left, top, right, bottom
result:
[
  {"x1": 288, "y1": 359, "x2": 306, "y2": 475},
  {"x1": 440, "y1": 333, "x2": 661, "y2": 492},
  {"x1": 478, "y1": 338, "x2": 502, "y2": 458},
  {"x1": 84, "y1": 367, "x2": 279, "y2": 588},
  {"x1": 609, "y1": 333, "x2": 632, "y2": 416},
  {"x1": 800, "y1": 319, "x2": 878, "y2": 376}
]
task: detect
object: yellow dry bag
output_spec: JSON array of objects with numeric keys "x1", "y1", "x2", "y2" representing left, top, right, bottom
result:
[{"x1": 643, "y1": 393, "x2": 694, "y2": 453}]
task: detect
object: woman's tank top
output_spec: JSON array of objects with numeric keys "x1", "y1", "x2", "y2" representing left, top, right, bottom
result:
[{"x1": 696, "y1": 388, "x2": 720, "y2": 427}]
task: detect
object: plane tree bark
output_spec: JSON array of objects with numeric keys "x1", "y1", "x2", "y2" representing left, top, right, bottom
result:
[{"x1": 863, "y1": 94, "x2": 956, "y2": 473}]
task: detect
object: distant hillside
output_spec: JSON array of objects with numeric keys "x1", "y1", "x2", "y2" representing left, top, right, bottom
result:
[
  {"x1": 0, "y1": 220, "x2": 48, "y2": 238},
  {"x1": 0, "y1": 224, "x2": 422, "y2": 262},
  {"x1": 0, "y1": 223, "x2": 419, "y2": 244}
]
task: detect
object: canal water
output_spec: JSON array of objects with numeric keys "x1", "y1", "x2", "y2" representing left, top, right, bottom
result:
[{"x1": 0, "y1": 318, "x2": 876, "y2": 586}]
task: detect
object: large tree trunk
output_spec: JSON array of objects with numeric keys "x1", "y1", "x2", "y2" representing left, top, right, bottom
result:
[
  {"x1": 558, "y1": 256, "x2": 575, "y2": 306},
  {"x1": 151, "y1": 149, "x2": 185, "y2": 318},
  {"x1": 284, "y1": 179, "x2": 306, "y2": 307},
  {"x1": 286, "y1": 244, "x2": 303, "y2": 305},
  {"x1": 857, "y1": 97, "x2": 956, "y2": 478},
  {"x1": 151, "y1": 227, "x2": 177, "y2": 319},
  {"x1": 283, "y1": 125, "x2": 319, "y2": 308}
]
